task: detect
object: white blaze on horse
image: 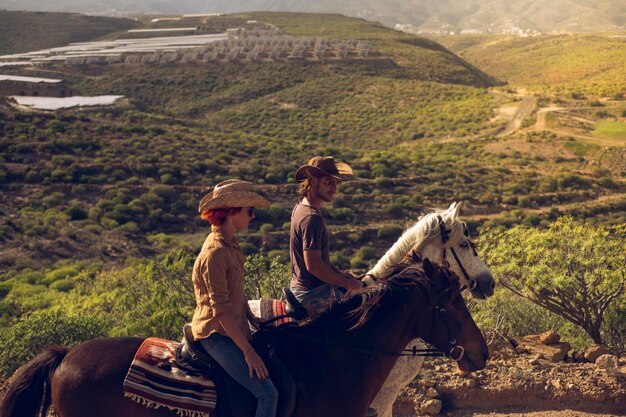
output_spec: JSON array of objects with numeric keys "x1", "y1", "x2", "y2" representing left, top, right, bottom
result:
[{"x1": 365, "y1": 202, "x2": 495, "y2": 417}]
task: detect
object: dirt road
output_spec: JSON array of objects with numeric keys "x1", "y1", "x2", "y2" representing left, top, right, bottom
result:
[{"x1": 448, "y1": 410, "x2": 623, "y2": 417}]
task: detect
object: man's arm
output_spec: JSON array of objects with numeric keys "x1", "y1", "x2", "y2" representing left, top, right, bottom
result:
[{"x1": 304, "y1": 250, "x2": 361, "y2": 290}]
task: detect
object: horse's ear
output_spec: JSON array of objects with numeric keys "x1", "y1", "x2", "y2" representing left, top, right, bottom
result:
[
  {"x1": 410, "y1": 249, "x2": 422, "y2": 263},
  {"x1": 451, "y1": 202, "x2": 462, "y2": 220},
  {"x1": 422, "y1": 258, "x2": 434, "y2": 276}
]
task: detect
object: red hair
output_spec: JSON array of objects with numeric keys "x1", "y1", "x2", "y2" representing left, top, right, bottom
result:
[{"x1": 201, "y1": 207, "x2": 242, "y2": 226}]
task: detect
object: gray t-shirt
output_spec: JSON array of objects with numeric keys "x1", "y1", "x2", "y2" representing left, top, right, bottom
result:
[{"x1": 289, "y1": 202, "x2": 330, "y2": 291}]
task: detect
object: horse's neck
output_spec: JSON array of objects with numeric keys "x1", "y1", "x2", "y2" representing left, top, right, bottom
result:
[
  {"x1": 288, "y1": 284, "x2": 429, "y2": 380},
  {"x1": 368, "y1": 218, "x2": 435, "y2": 278}
]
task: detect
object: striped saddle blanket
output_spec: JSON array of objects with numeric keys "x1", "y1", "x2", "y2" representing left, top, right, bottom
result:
[
  {"x1": 123, "y1": 338, "x2": 217, "y2": 417},
  {"x1": 258, "y1": 298, "x2": 296, "y2": 326}
]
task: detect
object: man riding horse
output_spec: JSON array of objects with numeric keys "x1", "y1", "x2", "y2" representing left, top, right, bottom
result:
[{"x1": 289, "y1": 156, "x2": 362, "y2": 314}]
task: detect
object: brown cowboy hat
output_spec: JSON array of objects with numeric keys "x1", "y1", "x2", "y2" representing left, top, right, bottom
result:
[
  {"x1": 295, "y1": 156, "x2": 355, "y2": 183},
  {"x1": 198, "y1": 179, "x2": 270, "y2": 213}
]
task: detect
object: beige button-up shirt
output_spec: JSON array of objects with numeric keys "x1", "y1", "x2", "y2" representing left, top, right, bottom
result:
[{"x1": 190, "y1": 228, "x2": 250, "y2": 341}]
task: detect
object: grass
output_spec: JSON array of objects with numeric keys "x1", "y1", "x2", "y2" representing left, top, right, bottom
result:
[{"x1": 594, "y1": 121, "x2": 626, "y2": 140}]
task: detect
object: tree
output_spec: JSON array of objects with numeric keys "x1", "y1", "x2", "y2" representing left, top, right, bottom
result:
[{"x1": 480, "y1": 217, "x2": 625, "y2": 345}]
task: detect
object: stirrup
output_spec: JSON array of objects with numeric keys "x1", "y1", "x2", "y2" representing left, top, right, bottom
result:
[{"x1": 282, "y1": 288, "x2": 308, "y2": 320}]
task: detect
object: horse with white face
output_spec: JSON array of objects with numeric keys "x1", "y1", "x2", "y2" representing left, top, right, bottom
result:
[{"x1": 365, "y1": 202, "x2": 495, "y2": 417}]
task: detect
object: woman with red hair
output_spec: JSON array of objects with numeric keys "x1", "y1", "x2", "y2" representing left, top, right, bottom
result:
[{"x1": 190, "y1": 179, "x2": 277, "y2": 417}]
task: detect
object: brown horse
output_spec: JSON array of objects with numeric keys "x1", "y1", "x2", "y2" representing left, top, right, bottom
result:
[{"x1": 0, "y1": 259, "x2": 488, "y2": 417}]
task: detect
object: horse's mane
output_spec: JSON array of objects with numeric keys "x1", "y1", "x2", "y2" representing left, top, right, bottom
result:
[
  {"x1": 302, "y1": 261, "x2": 460, "y2": 331},
  {"x1": 367, "y1": 208, "x2": 466, "y2": 279}
]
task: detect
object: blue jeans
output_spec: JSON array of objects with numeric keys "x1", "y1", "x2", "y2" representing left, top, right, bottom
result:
[
  {"x1": 200, "y1": 333, "x2": 278, "y2": 417},
  {"x1": 291, "y1": 284, "x2": 344, "y2": 314}
]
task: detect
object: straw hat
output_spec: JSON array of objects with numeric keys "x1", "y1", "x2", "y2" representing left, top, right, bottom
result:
[
  {"x1": 198, "y1": 179, "x2": 270, "y2": 213},
  {"x1": 295, "y1": 156, "x2": 355, "y2": 183}
]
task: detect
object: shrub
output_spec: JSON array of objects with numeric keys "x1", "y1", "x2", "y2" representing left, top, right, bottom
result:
[
  {"x1": 266, "y1": 249, "x2": 289, "y2": 264},
  {"x1": 49, "y1": 278, "x2": 75, "y2": 292},
  {"x1": 0, "y1": 309, "x2": 109, "y2": 377},
  {"x1": 350, "y1": 256, "x2": 368, "y2": 269},
  {"x1": 330, "y1": 252, "x2": 350, "y2": 269},
  {"x1": 357, "y1": 245, "x2": 377, "y2": 261},
  {"x1": 376, "y1": 224, "x2": 403, "y2": 240},
  {"x1": 66, "y1": 202, "x2": 88, "y2": 220},
  {"x1": 244, "y1": 254, "x2": 290, "y2": 299}
]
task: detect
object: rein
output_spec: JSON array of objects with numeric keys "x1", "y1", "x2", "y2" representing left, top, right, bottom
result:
[
  {"x1": 259, "y1": 279, "x2": 466, "y2": 362},
  {"x1": 259, "y1": 319, "x2": 445, "y2": 359}
]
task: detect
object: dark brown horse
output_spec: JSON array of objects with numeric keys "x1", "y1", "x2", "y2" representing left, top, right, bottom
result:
[{"x1": 0, "y1": 259, "x2": 488, "y2": 417}]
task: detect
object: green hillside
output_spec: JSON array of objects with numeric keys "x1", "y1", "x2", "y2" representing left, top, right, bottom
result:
[
  {"x1": 0, "y1": 12, "x2": 625, "y2": 367},
  {"x1": 434, "y1": 34, "x2": 626, "y2": 97},
  {"x1": 0, "y1": 10, "x2": 137, "y2": 55},
  {"x1": 0, "y1": 12, "x2": 624, "y2": 293}
]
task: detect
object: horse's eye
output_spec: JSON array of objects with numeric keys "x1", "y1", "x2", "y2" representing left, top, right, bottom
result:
[{"x1": 459, "y1": 241, "x2": 470, "y2": 249}]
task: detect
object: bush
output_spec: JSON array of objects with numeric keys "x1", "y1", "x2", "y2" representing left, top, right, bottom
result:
[
  {"x1": 350, "y1": 256, "x2": 368, "y2": 269},
  {"x1": 357, "y1": 245, "x2": 377, "y2": 261},
  {"x1": 266, "y1": 249, "x2": 289, "y2": 264},
  {"x1": 0, "y1": 309, "x2": 109, "y2": 377},
  {"x1": 49, "y1": 278, "x2": 75, "y2": 292},
  {"x1": 66, "y1": 202, "x2": 88, "y2": 220},
  {"x1": 376, "y1": 224, "x2": 403, "y2": 240},
  {"x1": 244, "y1": 254, "x2": 290, "y2": 299},
  {"x1": 330, "y1": 252, "x2": 350, "y2": 269}
]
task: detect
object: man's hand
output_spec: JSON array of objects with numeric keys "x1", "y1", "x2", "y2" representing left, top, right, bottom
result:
[
  {"x1": 343, "y1": 270, "x2": 356, "y2": 279},
  {"x1": 344, "y1": 276, "x2": 363, "y2": 291}
]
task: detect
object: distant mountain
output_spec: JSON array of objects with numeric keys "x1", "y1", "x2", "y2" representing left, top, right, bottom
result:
[{"x1": 0, "y1": 0, "x2": 624, "y2": 32}]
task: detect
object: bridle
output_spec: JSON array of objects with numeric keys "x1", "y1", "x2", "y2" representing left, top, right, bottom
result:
[
  {"x1": 437, "y1": 215, "x2": 483, "y2": 297},
  {"x1": 428, "y1": 287, "x2": 465, "y2": 361}
]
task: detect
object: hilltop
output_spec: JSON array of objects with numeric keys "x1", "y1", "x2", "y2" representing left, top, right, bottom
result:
[
  {"x1": 434, "y1": 34, "x2": 626, "y2": 97},
  {"x1": 0, "y1": 10, "x2": 137, "y2": 55},
  {"x1": 0, "y1": 0, "x2": 624, "y2": 33}
]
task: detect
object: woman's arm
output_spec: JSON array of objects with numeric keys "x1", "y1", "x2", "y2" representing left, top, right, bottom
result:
[{"x1": 217, "y1": 311, "x2": 269, "y2": 380}]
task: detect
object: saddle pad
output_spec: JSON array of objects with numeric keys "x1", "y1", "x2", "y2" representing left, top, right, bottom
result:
[
  {"x1": 123, "y1": 337, "x2": 217, "y2": 417},
  {"x1": 259, "y1": 298, "x2": 296, "y2": 326}
]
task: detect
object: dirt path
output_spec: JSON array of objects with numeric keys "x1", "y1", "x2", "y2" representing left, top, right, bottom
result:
[
  {"x1": 534, "y1": 106, "x2": 565, "y2": 130},
  {"x1": 447, "y1": 410, "x2": 623, "y2": 417},
  {"x1": 497, "y1": 96, "x2": 536, "y2": 137}
]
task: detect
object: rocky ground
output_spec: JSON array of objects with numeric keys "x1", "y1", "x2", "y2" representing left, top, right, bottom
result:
[{"x1": 394, "y1": 334, "x2": 626, "y2": 417}]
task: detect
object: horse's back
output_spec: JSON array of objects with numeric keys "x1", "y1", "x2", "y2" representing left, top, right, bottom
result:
[{"x1": 51, "y1": 337, "x2": 174, "y2": 417}]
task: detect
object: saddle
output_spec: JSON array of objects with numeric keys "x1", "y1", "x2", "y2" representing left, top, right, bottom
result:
[
  {"x1": 282, "y1": 288, "x2": 308, "y2": 321},
  {"x1": 179, "y1": 325, "x2": 297, "y2": 417}
]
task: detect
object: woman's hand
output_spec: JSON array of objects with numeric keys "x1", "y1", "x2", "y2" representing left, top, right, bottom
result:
[{"x1": 244, "y1": 348, "x2": 269, "y2": 380}]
